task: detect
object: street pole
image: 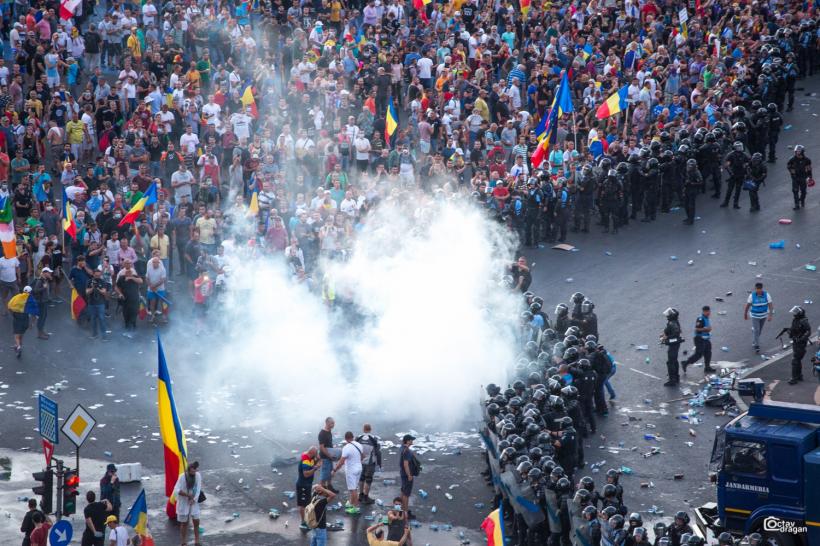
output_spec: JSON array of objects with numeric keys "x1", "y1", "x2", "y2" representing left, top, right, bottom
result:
[
  {"x1": 55, "y1": 458, "x2": 64, "y2": 521},
  {"x1": 76, "y1": 448, "x2": 80, "y2": 477}
]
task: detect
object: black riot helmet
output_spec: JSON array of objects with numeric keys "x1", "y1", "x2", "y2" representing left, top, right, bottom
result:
[
  {"x1": 542, "y1": 328, "x2": 558, "y2": 342},
  {"x1": 687, "y1": 536, "x2": 705, "y2": 546},
  {"x1": 633, "y1": 527, "x2": 648, "y2": 541},
  {"x1": 662, "y1": 149, "x2": 674, "y2": 160},
  {"x1": 525, "y1": 423, "x2": 541, "y2": 437},
  {"x1": 629, "y1": 512, "x2": 643, "y2": 527},
  {"x1": 732, "y1": 141, "x2": 744, "y2": 151},
  {"x1": 687, "y1": 158, "x2": 698, "y2": 169},
  {"x1": 601, "y1": 506, "x2": 618, "y2": 519},
  {"x1": 522, "y1": 310, "x2": 534, "y2": 322},
  {"x1": 504, "y1": 387, "x2": 516, "y2": 398},
  {"x1": 556, "y1": 477, "x2": 572, "y2": 493},
  {"x1": 581, "y1": 300, "x2": 595, "y2": 313},
  {"x1": 751, "y1": 152, "x2": 763, "y2": 163},
  {"x1": 580, "y1": 476, "x2": 595, "y2": 492},
  {"x1": 677, "y1": 144, "x2": 690, "y2": 154},
  {"x1": 639, "y1": 147, "x2": 651, "y2": 159},
  {"x1": 487, "y1": 403, "x2": 500, "y2": 417},
  {"x1": 561, "y1": 385, "x2": 579, "y2": 400},
  {"x1": 574, "y1": 488, "x2": 592, "y2": 505},
  {"x1": 550, "y1": 465, "x2": 565, "y2": 479},
  {"x1": 616, "y1": 162, "x2": 629, "y2": 174},
  {"x1": 717, "y1": 532, "x2": 734, "y2": 546},
  {"x1": 541, "y1": 458, "x2": 556, "y2": 473},
  {"x1": 582, "y1": 505, "x2": 598, "y2": 520},
  {"x1": 705, "y1": 132, "x2": 716, "y2": 143},
  {"x1": 660, "y1": 131, "x2": 671, "y2": 142},
  {"x1": 598, "y1": 157, "x2": 612, "y2": 171},
  {"x1": 571, "y1": 292, "x2": 585, "y2": 304},
  {"x1": 509, "y1": 396, "x2": 523, "y2": 409},
  {"x1": 565, "y1": 325, "x2": 581, "y2": 337},
  {"x1": 486, "y1": 383, "x2": 501, "y2": 397},
  {"x1": 606, "y1": 468, "x2": 620, "y2": 483},
  {"x1": 663, "y1": 307, "x2": 679, "y2": 320},
  {"x1": 563, "y1": 347, "x2": 579, "y2": 363},
  {"x1": 530, "y1": 301, "x2": 542, "y2": 313},
  {"x1": 528, "y1": 446, "x2": 543, "y2": 461},
  {"x1": 790, "y1": 304, "x2": 806, "y2": 318},
  {"x1": 767, "y1": 102, "x2": 778, "y2": 113},
  {"x1": 512, "y1": 436, "x2": 527, "y2": 450},
  {"x1": 674, "y1": 511, "x2": 690, "y2": 524},
  {"x1": 748, "y1": 533, "x2": 763, "y2": 546},
  {"x1": 610, "y1": 514, "x2": 625, "y2": 529},
  {"x1": 552, "y1": 342, "x2": 566, "y2": 359},
  {"x1": 533, "y1": 388, "x2": 548, "y2": 402},
  {"x1": 555, "y1": 303, "x2": 569, "y2": 316},
  {"x1": 795, "y1": 144, "x2": 805, "y2": 156},
  {"x1": 579, "y1": 358, "x2": 592, "y2": 371},
  {"x1": 501, "y1": 446, "x2": 517, "y2": 461},
  {"x1": 650, "y1": 140, "x2": 661, "y2": 152},
  {"x1": 537, "y1": 351, "x2": 551, "y2": 365},
  {"x1": 516, "y1": 460, "x2": 533, "y2": 475},
  {"x1": 528, "y1": 371, "x2": 542, "y2": 386},
  {"x1": 528, "y1": 467, "x2": 543, "y2": 482},
  {"x1": 607, "y1": 168, "x2": 618, "y2": 178},
  {"x1": 513, "y1": 380, "x2": 526, "y2": 392},
  {"x1": 564, "y1": 334, "x2": 579, "y2": 347},
  {"x1": 582, "y1": 164, "x2": 593, "y2": 176},
  {"x1": 628, "y1": 153, "x2": 640, "y2": 163},
  {"x1": 602, "y1": 483, "x2": 617, "y2": 498},
  {"x1": 532, "y1": 296, "x2": 544, "y2": 306},
  {"x1": 537, "y1": 431, "x2": 552, "y2": 446},
  {"x1": 549, "y1": 395, "x2": 565, "y2": 412},
  {"x1": 647, "y1": 157, "x2": 659, "y2": 169}
]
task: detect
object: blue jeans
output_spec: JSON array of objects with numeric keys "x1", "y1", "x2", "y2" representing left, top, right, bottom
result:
[
  {"x1": 88, "y1": 304, "x2": 107, "y2": 337},
  {"x1": 319, "y1": 459, "x2": 332, "y2": 482},
  {"x1": 310, "y1": 528, "x2": 327, "y2": 546},
  {"x1": 605, "y1": 364, "x2": 616, "y2": 399}
]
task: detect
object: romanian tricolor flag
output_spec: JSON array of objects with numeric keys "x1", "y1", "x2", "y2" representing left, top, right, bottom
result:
[
  {"x1": 412, "y1": 0, "x2": 430, "y2": 23},
  {"x1": 158, "y1": 336, "x2": 188, "y2": 517},
  {"x1": 520, "y1": 0, "x2": 531, "y2": 15},
  {"x1": 70, "y1": 288, "x2": 86, "y2": 320},
  {"x1": 241, "y1": 85, "x2": 258, "y2": 118},
  {"x1": 247, "y1": 191, "x2": 259, "y2": 217},
  {"x1": 62, "y1": 188, "x2": 77, "y2": 241},
  {"x1": 385, "y1": 97, "x2": 398, "y2": 147},
  {"x1": 119, "y1": 182, "x2": 158, "y2": 227},
  {"x1": 481, "y1": 507, "x2": 505, "y2": 546},
  {"x1": 125, "y1": 489, "x2": 148, "y2": 535},
  {"x1": 530, "y1": 105, "x2": 558, "y2": 169},
  {"x1": 7, "y1": 291, "x2": 39, "y2": 315},
  {"x1": 595, "y1": 84, "x2": 629, "y2": 119},
  {"x1": 0, "y1": 197, "x2": 15, "y2": 259}
]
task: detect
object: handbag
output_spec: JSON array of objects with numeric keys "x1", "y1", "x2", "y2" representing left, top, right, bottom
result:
[
  {"x1": 808, "y1": 178, "x2": 816, "y2": 188},
  {"x1": 198, "y1": 490, "x2": 206, "y2": 503},
  {"x1": 742, "y1": 179, "x2": 758, "y2": 191}
]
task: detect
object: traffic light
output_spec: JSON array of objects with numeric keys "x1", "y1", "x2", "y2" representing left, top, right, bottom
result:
[
  {"x1": 32, "y1": 469, "x2": 53, "y2": 514},
  {"x1": 63, "y1": 469, "x2": 80, "y2": 515}
]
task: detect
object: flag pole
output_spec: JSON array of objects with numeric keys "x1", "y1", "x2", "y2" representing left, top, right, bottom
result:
[{"x1": 572, "y1": 111, "x2": 578, "y2": 154}]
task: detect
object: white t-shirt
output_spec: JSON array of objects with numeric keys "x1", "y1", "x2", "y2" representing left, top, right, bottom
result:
[
  {"x1": 202, "y1": 102, "x2": 221, "y2": 127},
  {"x1": 230, "y1": 113, "x2": 252, "y2": 140},
  {"x1": 416, "y1": 57, "x2": 433, "y2": 79},
  {"x1": 108, "y1": 526, "x2": 128, "y2": 546},
  {"x1": 341, "y1": 441, "x2": 363, "y2": 473},
  {"x1": 0, "y1": 256, "x2": 19, "y2": 282},
  {"x1": 180, "y1": 133, "x2": 200, "y2": 154},
  {"x1": 145, "y1": 261, "x2": 166, "y2": 291}
]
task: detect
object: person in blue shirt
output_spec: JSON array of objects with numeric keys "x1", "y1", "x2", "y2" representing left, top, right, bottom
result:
[{"x1": 683, "y1": 306, "x2": 715, "y2": 374}]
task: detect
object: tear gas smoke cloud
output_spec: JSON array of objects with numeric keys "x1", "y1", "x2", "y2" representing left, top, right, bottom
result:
[{"x1": 198, "y1": 199, "x2": 521, "y2": 436}]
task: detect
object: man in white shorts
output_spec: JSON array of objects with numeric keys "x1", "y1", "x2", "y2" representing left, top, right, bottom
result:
[
  {"x1": 173, "y1": 461, "x2": 202, "y2": 545},
  {"x1": 332, "y1": 431, "x2": 363, "y2": 515}
]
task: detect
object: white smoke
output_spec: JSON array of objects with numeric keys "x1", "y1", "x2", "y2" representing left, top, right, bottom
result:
[{"x1": 197, "y1": 196, "x2": 521, "y2": 436}]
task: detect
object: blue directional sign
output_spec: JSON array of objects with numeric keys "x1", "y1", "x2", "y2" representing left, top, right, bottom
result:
[
  {"x1": 49, "y1": 519, "x2": 73, "y2": 546},
  {"x1": 38, "y1": 395, "x2": 58, "y2": 444}
]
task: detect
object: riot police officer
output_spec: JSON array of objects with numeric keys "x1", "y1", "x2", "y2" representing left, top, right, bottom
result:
[
  {"x1": 641, "y1": 157, "x2": 660, "y2": 222},
  {"x1": 787, "y1": 145, "x2": 813, "y2": 210},
  {"x1": 784, "y1": 52, "x2": 798, "y2": 111},
  {"x1": 598, "y1": 169, "x2": 623, "y2": 234},
  {"x1": 525, "y1": 178, "x2": 543, "y2": 247},
  {"x1": 767, "y1": 103, "x2": 783, "y2": 163},
  {"x1": 661, "y1": 308, "x2": 683, "y2": 387},
  {"x1": 616, "y1": 162, "x2": 631, "y2": 226},
  {"x1": 786, "y1": 305, "x2": 811, "y2": 384},
  {"x1": 748, "y1": 153, "x2": 767, "y2": 211},
  {"x1": 555, "y1": 304, "x2": 570, "y2": 337},
  {"x1": 627, "y1": 153, "x2": 643, "y2": 219},
  {"x1": 576, "y1": 359, "x2": 597, "y2": 435},
  {"x1": 580, "y1": 300, "x2": 598, "y2": 338},
  {"x1": 699, "y1": 133, "x2": 722, "y2": 198},
  {"x1": 682, "y1": 159, "x2": 703, "y2": 225},
  {"x1": 666, "y1": 511, "x2": 693, "y2": 546},
  {"x1": 722, "y1": 141, "x2": 749, "y2": 209},
  {"x1": 554, "y1": 178, "x2": 572, "y2": 242},
  {"x1": 660, "y1": 149, "x2": 677, "y2": 212},
  {"x1": 574, "y1": 165, "x2": 595, "y2": 233}
]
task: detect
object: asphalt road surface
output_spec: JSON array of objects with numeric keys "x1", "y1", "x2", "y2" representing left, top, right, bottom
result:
[{"x1": 1, "y1": 78, "x2": 820, "y2": 545}]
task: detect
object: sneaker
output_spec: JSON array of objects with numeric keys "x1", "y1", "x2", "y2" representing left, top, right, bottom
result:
[
  {"x1": 663, "y1": 380, "x2": 678, "y2": 387},
  {"x1": 345, "y1": 506, "x2": 360, "y2": 515},
  {"x1": 299, "y1": 522, "x2": 311, "y2": 533},
  {"x1": 15, "y1": 345, "x2": 21, "y2": 359},
  {"x1": 788, "y1": 378, "x2": 799, "y2": 385},
  {"x1": 754, "y1": 345, "x2": 760, "y2": 353},
  {"x1": 704, "y1": 366, "x2": 716, "y2": 373}
]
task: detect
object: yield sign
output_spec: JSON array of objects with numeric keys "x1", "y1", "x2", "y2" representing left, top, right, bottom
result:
[{"x1": 42, "y1": 439, "x2": 54, "y2": 467}]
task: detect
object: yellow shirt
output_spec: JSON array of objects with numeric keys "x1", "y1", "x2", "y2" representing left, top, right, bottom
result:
[
  {"x1": 473, "y1": 97, "x2": 490, "y2": 122},
  {"x1": 367, "y1": 534, "x2": 399, "y2": 546},
  {"x1": 65, "y1": 120, "x2": 85, "y2": 144},
  {"x1": 150, "y1": 234, "x2": 170, "y2": 259},
  {"x1": 195, "y1": 217, "x2": 216, "y2": 245},
  {"x1": 330, "y1": 0, "x2": 342, "y2": 22},
  {"x1": 127, "y1": 34, "x2": 142, "y2": 58}
]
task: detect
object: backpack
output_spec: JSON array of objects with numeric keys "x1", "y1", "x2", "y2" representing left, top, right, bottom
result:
[
  {"x1": 403, "y1": 446, "x2": 422, "y2": 477},
  {"x1": 304, "y1": 494, "x2": 323, "y2": 529}
]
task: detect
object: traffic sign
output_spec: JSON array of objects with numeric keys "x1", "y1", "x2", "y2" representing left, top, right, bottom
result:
[
  {"x1": 61, "y1": 404, "x2": 96, "y2": 448},
  {"x1": 42, "y1": 439, "x2": 54, "y2": 467},
  {"x1": 38, "y1": 395, "x2": 58, "y2": 444},
  {"x1": 49, "y1": 519, "x2": 72, "y2": 546}
]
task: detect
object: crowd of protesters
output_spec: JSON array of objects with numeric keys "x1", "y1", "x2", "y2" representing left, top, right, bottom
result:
[{"x1": 0, "y1": 0, "x2": 815, "y2": 348}]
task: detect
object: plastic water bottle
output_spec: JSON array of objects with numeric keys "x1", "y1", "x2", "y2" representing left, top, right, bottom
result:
[{"x1": 418, "y1": 489, "x2": 428, "y2": 499}]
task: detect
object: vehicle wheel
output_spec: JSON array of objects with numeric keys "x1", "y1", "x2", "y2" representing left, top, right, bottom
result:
[{"x1": 761, "y1": 530, "x2": 799, "y2": 546}]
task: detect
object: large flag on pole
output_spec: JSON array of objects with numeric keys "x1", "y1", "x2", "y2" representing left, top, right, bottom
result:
[
  {"x1": 119, "y1": 182, "x2": 158, "y2": 227},
  {"x1": 158, "y1": 335, "x2": 188, "y2": 517},
  {"x1": 536, "y1": 72, "x2": 573, "y2": 141},
  {"x1": 59, "y1": 0, "x2": 80, "y2": 19},
  {"x1": 62, "y1": 187, "x2": 77, "y2": 241},
  {"x1": 481, "y1": 507, "x2": 505, "y2": 546},
  {"x1": 385, "y1": 97, "x2": 398, "y2": 147},
  {"x1": 241, "y1": 85, "x2": 258, "y2": 118},
  {"x1": 595, "y1": 85, "x2": 629, "y2": 119}
]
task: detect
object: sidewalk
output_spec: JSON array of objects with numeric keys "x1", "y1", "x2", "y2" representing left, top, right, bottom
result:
[{"x1": 741, "y1": 344, "x2": 820, "y2": 406}]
